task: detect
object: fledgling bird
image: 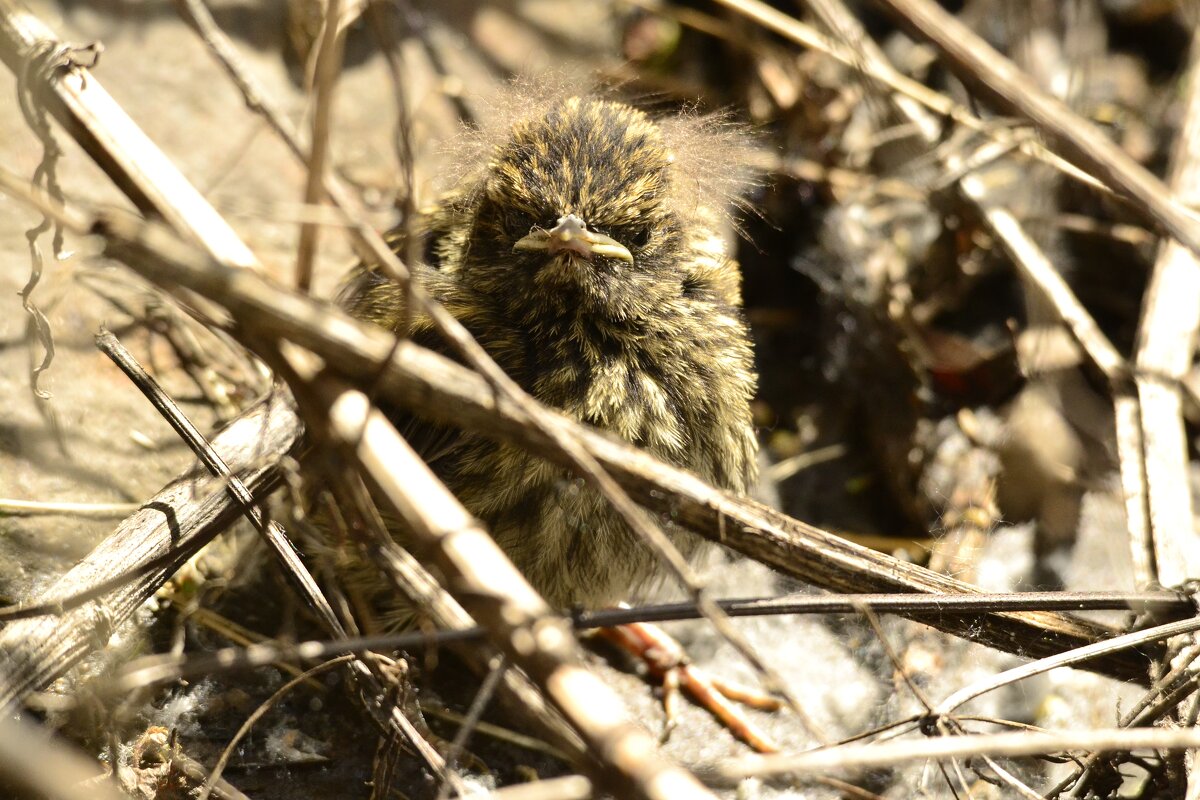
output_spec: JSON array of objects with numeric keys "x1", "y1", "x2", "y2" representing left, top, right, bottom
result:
[{"x1": 338, "y1": 94, "x2": 757, "y2": 616}]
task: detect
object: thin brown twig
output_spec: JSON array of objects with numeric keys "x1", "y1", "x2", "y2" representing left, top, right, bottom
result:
[
  {"x1": 169, "y1": 602, "x2": 323, "y2": 689},
  {"x1": 856, "y1": 602, "x2": 935, "y2": 714},
  {"x1": 434, "y1": 653, "x2": 507, "y2": 800},
  {"x1": 294, "y1": 0, "x2": 345, "y2": 292},
  {"x1": 198, "y1": 655, "x2": 356, "y2": 800}
]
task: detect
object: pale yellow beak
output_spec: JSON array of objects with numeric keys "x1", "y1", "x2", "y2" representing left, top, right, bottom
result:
[{"x1": 513, "y1": 213, "x2": 634, "y2": 263}]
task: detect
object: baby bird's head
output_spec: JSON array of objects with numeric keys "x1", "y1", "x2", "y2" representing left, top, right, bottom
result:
[{"x1": 460, "y1": 97, "x2": 694, "y2": 320}]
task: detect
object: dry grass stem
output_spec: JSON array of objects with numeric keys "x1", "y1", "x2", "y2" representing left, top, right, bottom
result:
[
  {"x1": 293, "y1": 0, "x2": 345, "y2": 292},
  {"x1": 0, "y1": 498, "x2": 142, "y2": 517},
  {"x1": 288, "y1": 365, "x2": 716, "y2": 800},
  {"x1": 721, "y1": 726, "x2": 1200, "y2": 779},
  {"x1": 874, "y1": 0, "x2": 1200, "y2": 256},
  {"x1": 0, "y1": 0, "x2": 258, "y2": 270},
  {"x1": 1133, "y1": 34, "x2": 1200, "y2": 587},
  {"x1": 0, "y1": 713, "x2": 127, "y2": 800},
  {"x1": 935, "y1": 615, "x2": 1200, "y2": 717}
]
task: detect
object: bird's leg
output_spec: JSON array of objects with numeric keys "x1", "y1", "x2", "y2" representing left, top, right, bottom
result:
[{"x1": 593, "y1": 621, "x2": 781, "y2": 753}]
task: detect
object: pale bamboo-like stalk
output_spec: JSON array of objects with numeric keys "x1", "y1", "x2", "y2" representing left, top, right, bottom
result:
[
  {"x1": 1133, "y1": 33, "x2": 1200, "y2": 588},
  {"x1": 0, "y1": 0, "x2": 257, "y2": 270},
  {"x1": 0, "y1": 713, "x2": 128, "y2": 800},
  {"x1": 287, "y1": 360, "x2": 716, "y2": 800}
]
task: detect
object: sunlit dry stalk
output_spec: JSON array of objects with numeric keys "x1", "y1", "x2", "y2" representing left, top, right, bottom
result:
[
  {"x1": 720, "y1": 726, "x2": 1200, "y2": 779},
  {"x1": 281, "y1": 360, "x2": 717, "y2": 800},
  {"x1": 1132, "y1": 33, "x2": 1200, "y2": 587},
  {"x1": 294, "y1": 0, "x2": 344, "y2": 292},
  {"x1": 0, "y1": 713, "x2": 126, "y2": 800}
]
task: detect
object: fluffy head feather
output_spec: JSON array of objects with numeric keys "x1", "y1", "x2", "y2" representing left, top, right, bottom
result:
[
  {"x1": 440, "y1": 77, "x2": 755, "y2": 228},
  {"x1": 421, "y1": 94, "x2": 753, "y2": 327}
]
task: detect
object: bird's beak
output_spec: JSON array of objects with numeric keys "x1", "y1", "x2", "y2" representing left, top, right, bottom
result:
[{"x1": 513, "y1": 213, "x2": 634, "y2": 263}]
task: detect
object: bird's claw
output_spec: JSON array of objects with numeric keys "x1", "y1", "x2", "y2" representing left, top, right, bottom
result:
[{"x1": 596, "y1": 622, "x2": 781, "y2": 753}]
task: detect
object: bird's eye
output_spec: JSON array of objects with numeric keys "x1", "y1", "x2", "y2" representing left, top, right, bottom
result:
[
  {"x1": 506, "y1": 210, "x2": 539, "y2": 236},
  {"x1": 601, "y1": 225, "x2": 651, "y2": 250},
  {"x1": 626, "y1": 228, "x2": 652, "y2": 249}
]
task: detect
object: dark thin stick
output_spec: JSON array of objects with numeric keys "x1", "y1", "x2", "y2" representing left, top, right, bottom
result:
[
  {"x1": 93, "y1": 332, "x2": 462, "y2": 787},
  {"x1": 107, "y1": 589, "x2": 1188, "y2": 693},
  {"x1": 94, "y1": 329, "x2": 345, "y2": 637},
  {"x1": 575, "y1": 591, "x2": 1188, "y2": 627}
]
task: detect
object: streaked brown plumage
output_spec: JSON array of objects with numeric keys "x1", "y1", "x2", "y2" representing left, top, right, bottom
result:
[{"x1": 338, "y1": 95, "x2": 756, "y2": 615}]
